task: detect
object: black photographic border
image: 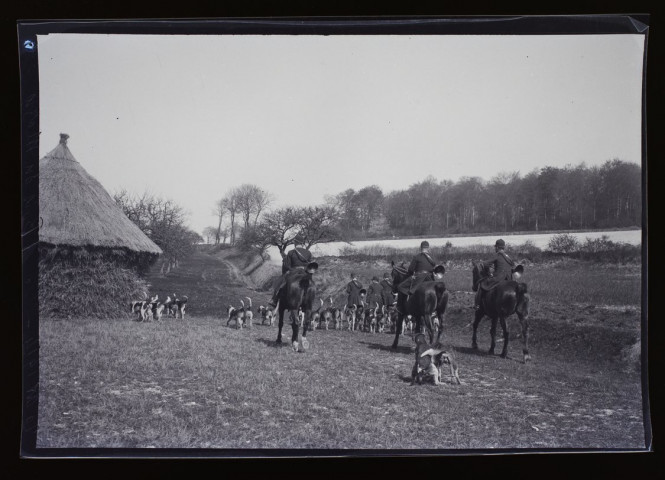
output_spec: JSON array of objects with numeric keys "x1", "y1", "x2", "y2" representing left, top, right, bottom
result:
[{"x1": 16, "y1": 14, "x2": 655, "y2": 469}]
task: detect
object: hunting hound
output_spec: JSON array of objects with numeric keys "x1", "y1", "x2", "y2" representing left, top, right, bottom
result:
[
  {"x1": 226, "y1": 301, "x2": 246, "y2": 329},
  {"x1": 258, "y1": 305, "x2": 275, "y2": 326},
  {"x1": 344, "y1": 304, "x2": 357, "y2": 331},
  {"x1": 411, "y1": 333, "x2": 461, "y2": 386},
  {"x1": 243, "y1": 297, "x2": 254, "y2": 328},
  {"x1": 130, "y1": 300, "x2": 151, "y2": 322},
  {"x1": 171, "y1": 294, "x2": 188, "y2": 319}
]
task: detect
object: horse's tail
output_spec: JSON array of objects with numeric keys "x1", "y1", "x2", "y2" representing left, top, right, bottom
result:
[{"x1": 516, "y1": 282, "x2": 528, "y2": 302}]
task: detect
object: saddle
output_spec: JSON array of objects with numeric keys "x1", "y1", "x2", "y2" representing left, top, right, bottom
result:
[{"x1": 477, "y1": 276, "x2": 501, "y2": 292}]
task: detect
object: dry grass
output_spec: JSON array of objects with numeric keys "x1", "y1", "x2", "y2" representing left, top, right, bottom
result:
[
  {"x1": 37, "y1": 307, "x2": 645, "y2": 450},
  {"x1": 36, "y1": 246, "x2": 646, "y2": 451}
]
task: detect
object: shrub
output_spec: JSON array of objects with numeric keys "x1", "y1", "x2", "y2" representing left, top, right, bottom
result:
[
  {"x1": 547, "y1": 233, "x2": 580, "y2": 253},
  {"x1": 512, "y1": 240, "x2": 543, "y2": 263},
  {"x1": 579, "y1": 236, "x2": 641, "y2": 263}
]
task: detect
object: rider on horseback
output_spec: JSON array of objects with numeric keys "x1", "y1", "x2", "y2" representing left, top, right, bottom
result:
[
  {"x1": 396, "y1": 241, "x2": 441, "y2": 299},
  {"x1": 474, "y1": 238, "x2": 515, "y2": 310},
  {"x1": 268, "y1": 241, "x2": 315, "y2": 308}
]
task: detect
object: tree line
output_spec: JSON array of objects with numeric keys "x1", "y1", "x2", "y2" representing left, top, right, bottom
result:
[
  {"x1": 332, "y1": 159, "x2": 641, "y2": 238},
  {"x1": 206, "y1": 158, "x2": 640, "y2": 259}
]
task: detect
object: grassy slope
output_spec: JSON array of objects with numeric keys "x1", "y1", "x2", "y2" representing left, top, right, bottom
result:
[{"x1": 37, "y1": 249, "x2": 645, "y2": 450}]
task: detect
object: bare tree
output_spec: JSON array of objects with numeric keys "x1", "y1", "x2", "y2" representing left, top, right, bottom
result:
[
  {"x1": 256, "y1": 207, "x2": 302, "y2": 258},
  {"x1": 221, "y1": 189, "x2": 240, "y2": 246},
  {"x1": 235, "y1": 184, "x2": 274, "y2": 230},
  {"x1": 202, "y1": 226, "x2": 218, "y2": 244},
  {"x1": 114, "y1": 190, "x2": 200, "y2": 273},
  {"x1": 296, "y1": 205, "x2": 341, "y2": 249},
  {"x1": 212, "y1": 199, "x2": 226, "y2": 244}
]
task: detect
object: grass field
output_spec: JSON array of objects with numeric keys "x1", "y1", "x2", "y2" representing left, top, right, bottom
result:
[{"x1": 36, "y1": 249, "x2": 646, "y2": 450}]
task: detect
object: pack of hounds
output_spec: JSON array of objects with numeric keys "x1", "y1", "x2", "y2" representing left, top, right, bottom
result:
[
  {"x1": 130, "y1": 294, "x2": 188, "y2": 322},
  {"x1": 226, "y1": 297, "x2": 276, "y2": 329},
  {"x1": 223, "y1": 294, "x2": 437, "y2": 336}
]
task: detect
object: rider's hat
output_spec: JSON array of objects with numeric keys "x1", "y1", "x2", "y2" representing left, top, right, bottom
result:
[
  {"x1": 351, "y1": 272, "x2": 357, "y2": 278},
  {"x1": 420, "y1": 240, "x2": 430, "y2": 248},
  {"x1": 383, "y1": 272, "x2": 390, "y2": 279},
  {"x1": 372, "y1": 276, "x2": 379, "y2": 282},
  {"x1": 433, "y1": 264, "x2": 446, "y2": 275},
  {"x1": 360, "y1": 289, "x2": 367, "y2": 295},
  {"x1": 307, "y1": 262, "x2": 319, "y2": 271},
  {"x1": 495, "y1": 239, "x2": 506, "y2": 248}
]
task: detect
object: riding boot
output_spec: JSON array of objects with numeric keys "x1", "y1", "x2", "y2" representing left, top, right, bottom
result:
[
  {"x1": 267, "y1": 292, "x2": 279, "y2": 309},
  {"x1": 268, "y1": 274, "x2": 288, "y2": 308}
]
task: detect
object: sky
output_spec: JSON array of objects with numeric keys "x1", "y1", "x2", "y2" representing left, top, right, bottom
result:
[{"x1": 37, "y1": 33, "x2": 645, "y2": 235}]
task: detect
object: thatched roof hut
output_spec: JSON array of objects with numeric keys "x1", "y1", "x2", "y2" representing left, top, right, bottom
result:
[
  {"x1": 38, "y1": 134, "x2": 160, "y2": 319},
  {"x1": 39, "y1": 133, "x2": 162, "y2": 255}
]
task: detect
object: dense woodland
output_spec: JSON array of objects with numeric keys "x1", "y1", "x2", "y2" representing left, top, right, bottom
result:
[{"x1": 331, "y1": 159, "x2": 641, "y2": 238}]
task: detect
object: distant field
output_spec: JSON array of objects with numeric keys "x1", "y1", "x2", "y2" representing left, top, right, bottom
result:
[
  {"x1": 265, "y1": 229, "x2": 642, "y2": 263},
  {"x1": 313, "y1": 257, "x2": 641, "y2": 312}
]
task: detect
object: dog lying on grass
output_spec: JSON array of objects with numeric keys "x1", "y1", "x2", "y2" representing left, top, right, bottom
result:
[{"x1": 411, "y1": 333, "x2": 461, "y2": 386}]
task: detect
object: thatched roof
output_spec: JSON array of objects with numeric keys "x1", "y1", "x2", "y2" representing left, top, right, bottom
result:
[{"x1": 39, "y1": 134, "x2": 162, "y2": 255}]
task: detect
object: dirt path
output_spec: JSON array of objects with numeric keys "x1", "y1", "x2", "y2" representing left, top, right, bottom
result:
[{"x1": 144, "y1": 248, "x2": 270, "y2": 316}]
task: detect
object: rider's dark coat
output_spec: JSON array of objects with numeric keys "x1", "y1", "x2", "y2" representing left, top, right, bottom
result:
[
  {"x1": 399, "y1": 251, "x2": 438, "y2": 295},
  {"x1": 380, "y1": 278, "x2": 394, "y2": 306},
  {"x1": 407, "y1": 252, "x2": 437, "y2": 275},
  {"x1": 367, "y1": 281, "x2": 382, "y2": 307},
  {"x1": 479, "y1": 250, "x2": 515, "y2": 290},
  {"x1": 346, "y1": 279, "x2": 364, "y2": 307},
  {"x1": 283, "y1": 247, "x2": 312, "y2": 274}
]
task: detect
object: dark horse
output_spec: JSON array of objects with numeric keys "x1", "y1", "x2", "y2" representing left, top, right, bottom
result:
[
  {"x1": 390, "y1": 262, "x2": 449, "y2": 349},
  {"x1": 471, "y1": 262, "x2": 531, "y2": 362},
  {"x1": 276, "y1": 263, "x2": 318, "y2": 352}
]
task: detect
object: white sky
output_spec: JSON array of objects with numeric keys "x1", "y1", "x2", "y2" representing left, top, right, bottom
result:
[{"x1": 37, "y1": 33, "x2": 645, "y2": 235}]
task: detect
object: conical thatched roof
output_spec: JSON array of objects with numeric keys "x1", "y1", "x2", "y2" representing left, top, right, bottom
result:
[{"x1": 39, "y1": 134, "x2": 162, "y2": 255}]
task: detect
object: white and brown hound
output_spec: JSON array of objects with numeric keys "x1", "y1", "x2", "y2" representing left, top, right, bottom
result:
[
  {"x1": 227, "y1": 301, "x2": 245, "y2": 329},
  {"x1": 258, "y1": 305, "x2": 275, "y2": 326},
  {"x1": 244, "y1": 297, "x2": 254, "y2": 329},
  {"x1": 172, "y1": 295, "x2": 188, "y2": 319},
  {"x1": 130, "y1": 300, "x2": 151, "y2": 322}
]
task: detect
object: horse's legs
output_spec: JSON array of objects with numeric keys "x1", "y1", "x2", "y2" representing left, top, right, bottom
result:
[
  {"x1": 471, "y1": 308, "x2": 484, "y2": 350},
  {"x1": 302, "y1": 310, "x2": 310, "y2": 337},
  {"x1": 499, "y1": 316, "x2": 509, "y2": 358},
  {"x1": 300, "y1": 309, "x2": 311, "y2": 352},
  {"x1": 290, "y1": 310, "x2": 300, "y2": 351},
  {"x1": 391, "y1": 312, "x2": 404, "y2": 349},
  {"x1": 489, "y1": 317, "x2": 498, "y2": 355},
  {"x1": 435, "y1": 313, "x2": 445, "y2": 344},
  {"x1": 422, "y1": 315, "x2": 434, "y2": 345},
  {"x1": 276, "y1": 307, "x2": 285, "y2": 344}
]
